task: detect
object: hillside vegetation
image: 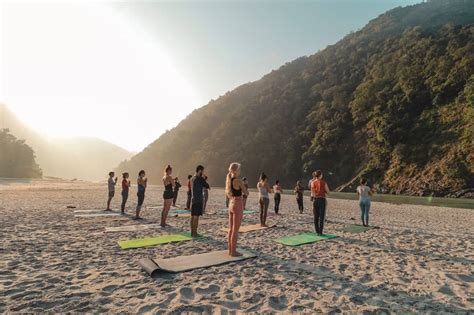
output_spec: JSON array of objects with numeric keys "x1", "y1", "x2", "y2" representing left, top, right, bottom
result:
[
  {"x1": 117, "y1": 0, "x2": 473, "y2": 197},
  {"x1": 0, "y1": 129, "x2": 42, "y2": 178},
  {"x1": 0, "y1": 104, "x2": 133, "y2": 181}
]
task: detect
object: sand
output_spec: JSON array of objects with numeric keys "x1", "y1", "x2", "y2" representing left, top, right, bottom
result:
[{"x1": 0, "y1": 178, "x2": 473, "y2": 313}]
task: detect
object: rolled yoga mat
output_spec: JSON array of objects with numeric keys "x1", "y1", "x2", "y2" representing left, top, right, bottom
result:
[
  {"x1": 117, "y1": 232, "x2": 205, "y2": 249},
  {"x1": 139, "y1": 249, "x2": 257, "y2": 276},
  {"x1": 220, "y1": 224, "x2": 276, "y2": 233},
  {"x1": 274, "y1": 232, "x2": 338, "y2": 246},
  {"x1": 337, "y1": 225, "x2": 379, "y2": 233}
]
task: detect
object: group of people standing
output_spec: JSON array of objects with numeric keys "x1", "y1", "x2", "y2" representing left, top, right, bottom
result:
[{"x1": 106, "y1": 163, "x2": 373, "y2": 257}]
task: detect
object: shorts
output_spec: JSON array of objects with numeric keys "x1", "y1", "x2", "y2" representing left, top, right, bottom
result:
[
  {"x1": 163, "y1": 190, "x2": 174, "y2": 200},
  {"x1": 109, "y1": 191, "x2": 115, "y2": 198},
  {"x1": 191, "y1": 203, "x2": 203, "y2": 216}
]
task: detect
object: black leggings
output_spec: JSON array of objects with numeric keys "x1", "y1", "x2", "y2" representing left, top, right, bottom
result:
[
  {"x1": 259, "y1": 197, "x2": 269, "y2": 225},
  {"x1": 313, "y1": 198, "x2": 326, "y2": 234},
  {"x1": 274, "y1": 193, "x2": 281, "y2": 213},
  {"x1": 137, "y1": 191, "x2": 145, "y2": 207},
  {"x1": 297, "y1": 197, "x2": 303, "y2": 212},
  {"x1": 186, "y1": 191, "x2": 192, "y2": 209},
  {"x1": 173, "y1": 190, "x2": 179, "y2": 205}
]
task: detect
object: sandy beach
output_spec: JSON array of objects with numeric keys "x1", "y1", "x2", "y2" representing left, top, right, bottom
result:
[{"x1": 0, "y1": 179, "x2": 473, "y2": 313}]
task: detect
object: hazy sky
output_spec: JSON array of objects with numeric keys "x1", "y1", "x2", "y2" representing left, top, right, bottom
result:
[{"x1": 1, "y1": 0, "x2": 421, "y2": 152}]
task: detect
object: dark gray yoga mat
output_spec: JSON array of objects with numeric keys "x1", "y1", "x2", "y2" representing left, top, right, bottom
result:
[{"x1": 139, "y1": 249, "x2": 257, "y2": 276}]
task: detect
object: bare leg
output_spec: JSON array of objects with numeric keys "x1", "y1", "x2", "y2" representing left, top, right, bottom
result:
[
  {"x1": 230, "y1": 198, "x2": 243, "y2": 257},
  {"x1": 191, "y1": 216, "x2": 199, "y2": 237},
  {"x1": 106, "y1": 196, "x2": 112, "y2": 210},
  {"x1": 228, "y1": 210, "x2": 234, "y2": 254},
  {"x1": 161, "y1": 199, "x2": 172, "y2": 227}
]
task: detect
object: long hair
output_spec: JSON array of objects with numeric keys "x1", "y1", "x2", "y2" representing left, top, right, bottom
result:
[
  {"x1": 225, "y1": 162, "x2": 241, "y2": 197},
  {"x1": 164, "y1": 165, "x2": 172, "y2": 176}
]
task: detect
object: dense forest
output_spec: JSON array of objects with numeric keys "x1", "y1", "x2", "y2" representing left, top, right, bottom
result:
[
  {"x1": 117, "y1": 0, "x2": 474, "y2": 197},
  {"x1": 0, "y1": 129, "x2": 42, "y2": 178}
]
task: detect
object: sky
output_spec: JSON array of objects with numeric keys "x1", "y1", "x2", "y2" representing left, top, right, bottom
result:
[{"x1": 0, "y1": 0, "x2": 422, "y2": 152}]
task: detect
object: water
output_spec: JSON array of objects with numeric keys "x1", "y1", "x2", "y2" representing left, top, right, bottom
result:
[{"x1": 326, "y1": 192, "x2": 474, "y2": 209}]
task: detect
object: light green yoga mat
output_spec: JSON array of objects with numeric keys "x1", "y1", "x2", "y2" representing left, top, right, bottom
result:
[
  {"x1": 274, "y1": 232, "x2": 338, "y2": 246},
  {"x1": 337, "y1": 225, "x2": 378, "y2": 233},
  {"x1": 118, "y1": 232, "x2": 205, "y2": 250}
]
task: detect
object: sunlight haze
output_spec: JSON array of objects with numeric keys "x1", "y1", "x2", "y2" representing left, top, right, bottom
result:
[{"x1": 1, "y1": 0, "x2": 422, "y2": 152}]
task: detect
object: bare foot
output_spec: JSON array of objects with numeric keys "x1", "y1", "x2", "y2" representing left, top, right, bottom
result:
[{"x1": 230, "y1": 251, "x2": 243, "y2": 257}]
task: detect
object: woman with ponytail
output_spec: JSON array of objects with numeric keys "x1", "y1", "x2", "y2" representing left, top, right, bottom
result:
[
  {"x1": 226, "y1": 162, "x2": 248, "y2": 257},
  {"x1": 161, "y1": 164, "x2": 174, "y2": 227},
  {"x1": 257, "y1": 172, "x2": 273, "y2": 227}
]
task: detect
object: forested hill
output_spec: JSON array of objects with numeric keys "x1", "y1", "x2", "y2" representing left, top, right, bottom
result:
[{"x1": 117, "y1": 0, "x2": 474, "y2": 197}]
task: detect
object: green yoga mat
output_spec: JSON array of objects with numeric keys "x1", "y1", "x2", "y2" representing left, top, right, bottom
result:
[
  {"x1": 274, "y1": 232, "x2": 338, "y2": 246},
  {"x1": 118, "y1": 232, "x2": 204, "y2": 250},
  {"x1": 338, "y1": 225, "x2": 378, "y2": 233},
  {"x1": 170, "y1": 209, "x2": 190, "y2": 214}
]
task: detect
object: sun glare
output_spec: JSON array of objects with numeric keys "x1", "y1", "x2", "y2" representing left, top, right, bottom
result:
[{"x1": 1, "y1": 2, "x2": 201, "y2": 151}]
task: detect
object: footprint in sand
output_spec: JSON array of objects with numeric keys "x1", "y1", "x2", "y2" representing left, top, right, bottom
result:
[
  {"x1": 102, "y1": 284, "x2": 118, "y2": 295},
  {"x1": 195, "y1": 284, "x2": 220, "y2": 296},
  {"x1": 268, "y1": 295, "x2": 288, "y2": 311},
  {"x1": 178, "y1": 287, "x2": 195, "y2": 301}
]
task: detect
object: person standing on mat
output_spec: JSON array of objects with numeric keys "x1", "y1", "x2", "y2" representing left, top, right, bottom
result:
[
  {"x1": 161, "y1": 165, "x2": 175, "y2": 227},
  {"x1": 202, "y1": 175, "x2": 211, "y2": 214},
  {"x1": 311, "y1": 170, "x2": 330, "y2": 235},
  {"x1": 172, "y1": 177, "x2": 181, "y2": 207},
  {"x1": 136, "y1": 170, "x2": 147, "y2": 219},
  {"x1": 273, "y1": 180, "x2": 283, "y2": 214},
  {"x1": 185, "y1": 174, "x2": 192, "y2": 210},
  {"x1": 294, "y1": 180, "x2": 304, "y2": 213},
  {"x1": 120, "y1": 172, "x2": 131, "y2": 214},
  {"x1": 257, "y1": 173, "x2": 273, "y2": 227},
  {"x1": 190, "y1": 165, "x2": 209, "y2": 237},
  {"x1": 357, "y1": 178, "x2": 373, "y2": 227},
  {"x1": 242, "y1": 177, "x2": 249, "y2": 210},
  {"x1": 106, "y1": 171, "x2": 118, "y2": 211},
  {"x1": 226, "y1": 162, "x2": 248, "y2": 257}
]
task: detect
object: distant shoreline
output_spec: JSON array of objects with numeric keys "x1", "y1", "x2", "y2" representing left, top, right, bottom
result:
[{"x1": 1, "y1": 178, "x2": 472, "y2": 209}]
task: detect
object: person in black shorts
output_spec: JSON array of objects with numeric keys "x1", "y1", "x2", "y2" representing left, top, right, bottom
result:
[
  {"x1": 161, "y1": 165, "x2": 175, "y2": 227},
  {"x1": 190, "y1": 165, "x2": 210, "y2": 237}
]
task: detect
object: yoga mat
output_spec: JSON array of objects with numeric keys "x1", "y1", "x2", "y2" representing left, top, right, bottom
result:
[
  {"x1": 75, "y1": 213, "x2": 121, "y2": 218},
  {"x1": 274, "y1": 233, "x2": 338, "y2": 246},
  {"x1": 105, "y1": 224, "x2": 161, "y2": 233},
  {"x1": 337, "y1": 225, "x2": 379, "y2": 233},
  {"x1": 200, "y1": 218, "x2": 227, "y2": 225},
  {"x1": 220, "y1": 224, "x2": 276, "y2": 233},
  {"x1": 170, "y1": 209, "x2": 190, "y2": 214},
  {"x1": 218, "y1": 209, "x2": 256, "y2": 215},
  {"x1": 118, "y1": 232, "x2": 205, "y2": 249},
  {"x1": 146, "y1": 206, "x2": 164, "y2": 210},
  {"x1": 139, "y1": 249, "x2": 257, "y2": 275},
  {"x1": 74, "y1": 209, "x2": 118, "y2": 214}
]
